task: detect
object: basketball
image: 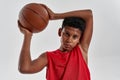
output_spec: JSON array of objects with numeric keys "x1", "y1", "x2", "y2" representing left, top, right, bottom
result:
[{"x1": 18, "y1": 3, "x2": 49, "y2": 33}]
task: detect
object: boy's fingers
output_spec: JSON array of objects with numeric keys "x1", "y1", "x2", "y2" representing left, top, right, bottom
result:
[{"x1": 18, "y1": 20, "x2": 23, "y2": 27}]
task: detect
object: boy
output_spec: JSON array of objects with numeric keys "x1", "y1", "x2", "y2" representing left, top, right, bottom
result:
[{"x1": 18, "y1": 6, "x2": 93, "y2": 80}]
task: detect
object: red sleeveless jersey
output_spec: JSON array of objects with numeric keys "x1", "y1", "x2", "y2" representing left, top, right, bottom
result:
[{"x1": 46, "y1": 45, "x2": 90, "y2": 80}]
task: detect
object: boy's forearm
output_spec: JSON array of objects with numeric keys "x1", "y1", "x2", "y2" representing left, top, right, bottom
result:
[
  {"x1": 18, "y1": 34, "x2": 32, "y2": 73},
  {"x1": 52, "y1": 9, "x2": 93, "y2": 21}
]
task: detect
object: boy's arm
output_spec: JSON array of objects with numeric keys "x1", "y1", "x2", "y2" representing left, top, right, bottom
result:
[
  {"x1": 18, "y1": 21, "x2": 47, "y2": 74},
  {"x1": 79, "y1": 10, "x2": 93, "y2": 54}
]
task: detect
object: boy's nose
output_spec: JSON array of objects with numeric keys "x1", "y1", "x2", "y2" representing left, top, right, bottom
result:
[{"x1": 67, "y1": 37, "x2": 72, "y2": 43}]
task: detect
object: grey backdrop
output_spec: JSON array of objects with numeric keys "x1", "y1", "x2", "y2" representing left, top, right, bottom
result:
[{"x1": 0, "y1": 0, "x2": 120, "y2": 80}]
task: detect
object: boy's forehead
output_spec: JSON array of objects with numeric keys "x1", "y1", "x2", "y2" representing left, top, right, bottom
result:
[
  {"x1": 63, "y1": 26, "x2": 80, "y2": 31},
  {"x1": 63, "y1": 26, "x2": 81, "y2": 34}
]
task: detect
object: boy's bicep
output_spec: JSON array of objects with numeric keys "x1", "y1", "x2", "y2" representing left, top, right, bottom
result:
[
  {"x1": 80, "y1": 16, "x2": 93, "y2": 53},
  {"x1": 29, "y1": 52, "x2": 48, "y2": 73}
]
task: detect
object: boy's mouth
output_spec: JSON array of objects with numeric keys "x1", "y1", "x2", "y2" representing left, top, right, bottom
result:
[{"x1": 64, "y1": 43, "x2": 72, "y2": 49}]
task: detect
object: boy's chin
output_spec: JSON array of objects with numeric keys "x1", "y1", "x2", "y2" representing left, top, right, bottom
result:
[{"x1": 63, "y1": 47, "x2": 73, "y2": 52}]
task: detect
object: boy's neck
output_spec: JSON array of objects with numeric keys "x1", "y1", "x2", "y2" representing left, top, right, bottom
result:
[{"x1": 59, "y1": 47, "x2": 71, "y2": 53}]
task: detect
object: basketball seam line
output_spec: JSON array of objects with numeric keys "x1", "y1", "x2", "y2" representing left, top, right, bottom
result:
[
  {"x1": 26, "y1": 7, "x2": 48, "y2": 24},
  {"x1": 22, "y1": 12, "x2": 39, "y2": 32}
]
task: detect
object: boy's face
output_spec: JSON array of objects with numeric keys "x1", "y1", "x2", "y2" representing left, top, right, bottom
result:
[{"x1": 59, "y1": 26, "x2": 82, "y2": 52}]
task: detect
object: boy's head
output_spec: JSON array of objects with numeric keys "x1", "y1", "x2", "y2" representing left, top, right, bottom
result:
[
  {"x1": 59, "y1": 17, "x2": 86, "y2": 52},
  {"x1": 62, "y1": 17, "x2": 86, "y2": 32}
]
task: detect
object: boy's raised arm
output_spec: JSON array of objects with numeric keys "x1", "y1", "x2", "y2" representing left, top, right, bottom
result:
[{"x1": 18, "y1": 21, "x2": 48, "y2": 74}]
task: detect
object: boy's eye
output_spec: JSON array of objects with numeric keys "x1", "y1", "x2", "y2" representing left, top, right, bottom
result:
[
  {"x1": 73, "y1": 35, "x2": 78, "y2": 39},
  {"x1": 64, "y1": 32, "x2": 70, "y2": 37}
]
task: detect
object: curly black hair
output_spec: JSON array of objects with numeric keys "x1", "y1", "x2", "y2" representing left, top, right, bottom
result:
[{"x1": 62, "y1": 17, "x2": 86, "y2": 32}]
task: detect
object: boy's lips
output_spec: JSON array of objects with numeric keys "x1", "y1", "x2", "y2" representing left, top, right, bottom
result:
[{"x1": 64, "y1": 43, "x2": 71, "y2": 48}]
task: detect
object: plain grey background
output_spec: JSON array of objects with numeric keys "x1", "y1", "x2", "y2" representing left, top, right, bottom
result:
[{"x1": 0, "y1": 0, "x2": 120, "y2": 80}]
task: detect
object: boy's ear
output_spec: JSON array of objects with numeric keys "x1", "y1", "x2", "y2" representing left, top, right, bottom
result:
[{"x1": 58, "y1": 28, "x2": 62, "y2": 36}]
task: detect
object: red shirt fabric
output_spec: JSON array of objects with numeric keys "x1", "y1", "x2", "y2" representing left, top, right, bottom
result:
[{"x1": 46, "y1": 45, "x2": 90, "y2": 80}]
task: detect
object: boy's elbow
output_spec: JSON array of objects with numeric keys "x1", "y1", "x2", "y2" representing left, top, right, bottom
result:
[
  {"x1": 87, "y1": 10, "x2": 93, "y2": 17},
  {"x1": 83, "y1": 9, "x2": 93, "y2": 20},
  {"x1": 18, "y1": 65, "x2": 41, "y2": 74},
  {"x1": 86, "y1": 10, "x2": 93, "y2": 21},
  {"x1": 18, "y1": 66, "x2": 30, "y2": 74},
  {"x1": 86, "y1": 9, "x2": 92, "y2": 13}
]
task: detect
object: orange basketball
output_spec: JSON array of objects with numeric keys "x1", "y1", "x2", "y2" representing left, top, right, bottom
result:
[{"x1": 18, "y1": 3, "x2": 49, "y2": 33}]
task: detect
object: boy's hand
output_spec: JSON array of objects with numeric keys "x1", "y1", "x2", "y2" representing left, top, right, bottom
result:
[
  {"x1": 41, "y1": 4, "x2": 55, "y2": 20},
  {"x1": 17, "y1": 20, "x2": 32, "y2": 36}
]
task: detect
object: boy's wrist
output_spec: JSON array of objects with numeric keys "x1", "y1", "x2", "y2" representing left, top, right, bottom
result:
[{"x1": 24, "y1": 32, "x2": 33, "y2": 38}]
